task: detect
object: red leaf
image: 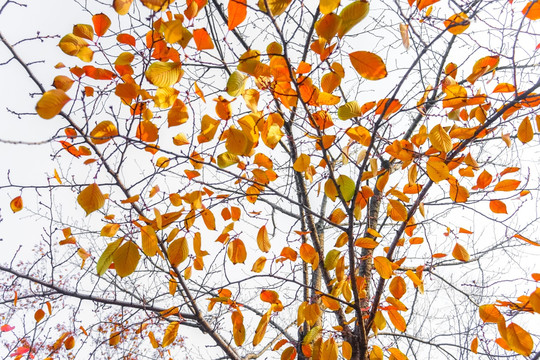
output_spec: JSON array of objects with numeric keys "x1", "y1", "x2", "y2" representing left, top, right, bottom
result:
[{"x1": 92, "y1": 13, "x2": 111, "y2": 37}]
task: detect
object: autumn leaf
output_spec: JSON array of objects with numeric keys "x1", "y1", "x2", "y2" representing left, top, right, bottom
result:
[
  {"x1": 162, "y1": 321, "x2": 180, "y2": 347},
  {"x1": 77, "y1": 183, "x2": 105, "y2": 215},
  {"x1": 36, "y1": 89, "x2": 71, "y2": 119},
  {"x1": 113, "y1": 241, "x2": 140, "y2": 277},
  {"x1": 506, "y1": 323, "x2": 533, "y2": 356},
  {"x1": 96, "y1": 239, "x2": 122, "y2": 276},
  {"x1": 452, "y1": 243, "x2": 470, "y2": 262},
  {"x1": 10, "y1": 196, "x2": 23, "y2": 213},
  {"x1": 193, "y1": 28, "x2": 214, "y2": 50},
  {"x1": 253, "y1": 310, "x2": 271, "y2": 346},
  {"x1": 373, "y1": 256, "x2": 393, "y2": 279},
  {"x1": 228, "y1": 239, "x2": 247, "y2": 264},
  {"x1": 92, "y1": 13, "x2": 111, "y2": 37},
  {"x1": 493, "y1": 179, "x2": 520, "y2": 192},
  {"x1": 257, "y1": 225, "x2": 271, "y2": 252},
  {"x1": 349, "y1": 51, "x2": 387, "y2": 80},
  {"x1": 113, "y1": 0, "x2": 134, "y2": 14},
  {"x1": 444, "y1": 12, "x2": 470, "y2": 35},
  {"x1": 489, "y1": 200, "x2": 508, "y2": 214},
  {"x1": 228, "y1": 0, "x2": 247, "y2": 30},
  {"x1": 145, "y1": 62, "x2": 183, "y2": 87},
  {"x1": 337, "y1": 1, "x2": 370, "y2": 38}
]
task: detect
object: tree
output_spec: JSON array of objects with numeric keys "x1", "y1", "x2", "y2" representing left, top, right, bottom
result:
[{"x1": 1, "y1": 0, "x2": 540, "y2": 358}]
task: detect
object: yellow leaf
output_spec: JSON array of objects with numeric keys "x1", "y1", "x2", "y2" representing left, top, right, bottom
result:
[
  {"x1": 338, "y1": 101, "x2": 362, "y2": 120},
  {"x1": 58, "y1": 34, "x2": 88, "y2": 56},
  {"x1": 294, "y1": 154, "x2": 311, "y2": 172},
  {"x1": 506, "y1": 323, "x2": 533, "y2": 356},
  {"x1": 217, "y1": 152, "x2": 239, "y2": 168},
  {"x1": 226, "y1": 127, "x2": 250, "y2": 155},
  {"x1": 338, "y1": 1, "x2": 370, "y2": 38},
  {"x1": 257, "y1": 0, "x2": 292, "y2": 16},
  {"x1": 141, "y1": 225, "x2": 158, "y2": 256},
  {"x1": 494, "y1": 179, "x2": 520, "y2": 192},
  {"x1": 145, "y1": 62, "x2": 183, "y2": 88},
  {"x1": 36, "y1": 89, "x2": 71, "y2": 119},
  {"x1": 141, "y1": 0, "x2": 175, "y2": 11},
  {"x1": 374, "y1": 256, "x2": 393, "y2": 279},
  {"x1": 316, "y1": 13, "x2": 342, "y2": 43},
  {"x1": 226, "y1": 71, "x2": 247, "y2": 97},
  {"x1": 354, "y1": 237, "x2": 379, "y2": 249},
  {"x1": 253, "y1": 310, "x2": 271, "y2": 346},
  {"x1": 168, "y1": 238, "x2": 189, "y2": 267},
  {"x1": 100, "y1": 223, "x2": 120, "y2": 237},
  {"x1": 429, "y1": 124, "x2": 452, "y2": 153},
  {"x1": 257, "y1": 225, "x2": 271, "y2": 252},
  {"x1": 109, "y1": 331, "x2": 121, "y2": 346},
  {"x1": 426, "y1": 159, "x2": 449, "y2": 183},
  {"x1": 251, "y1": 256, "x2": 267, "y2": 272},
  {"x1": 162, "y1": 321, "x2": 179, "y2": 347},
  {"x1": 228, "y1": 239, "x2": 247, "y2": 264},
  {"x1": 77, "y1": 183, "x2": 105, "y2": 216},
  {"x1": 517, "y1": 116, "x2": 533, "y2": 144},
  {"x1": 96, "y1": 239, "x2": 122, "y2": 276},
  {"x1": 231, "y1": 311, "x2": 245, "y2": 346},
  {"x1": 373, "y1": 311, "x2": 386, "y2": 330},
  {"x1": 201, "y1": 208, "x2": 216, "y2": 230},
  {"x1": 324, "y1": 249, "x2": 341, "y2": 270},
  {"x1": 90, "y1": 121, "x2": 118, "y2": 144},
  {"x1": 349, "y1": 51, "x2": 387, "y2": 80},
  {"x1": 370, "y1": 345, "x2": 384, "y2": 360},
  {"x1": 113, "y1": 0, "x2": 134, "y2": 15},
  {"x1": 319, "y1": 0, "x2": 340, "y2": 14},
  {"x1": 10, "y1": 196, "x2": 23, "y2": 213},
  {"x1": 113, "y1": 241, "x2": 140, "y2": 277}
]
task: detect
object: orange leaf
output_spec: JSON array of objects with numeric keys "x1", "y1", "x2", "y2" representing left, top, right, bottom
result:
[
  {"x1": 34, "y1": 309, "x2": 45, "y2": 323},
  {"x1": 493, "y1": 83, "x2": 515, "y2": 93},
  {"x1": 228, "y1": 239, "x2": 247, "y2": 264},
  {"x1": 253, "y1": 310, "x2": 271, "y2": 346},
  {"x1": 513, "y1": 234, "x2": 540, "y2": 246},
  {"x1": 471, "y1": 337, "x2": 479, "y2": 354},
  {"x1": 257, "y1": 225, "x2": 271, "y2": 252},
  {"x1": 387, "y1": 309, "x2": 406, "y2": 332},
  {"x1": 475, "y1": 170, "x2": 492, "y2": 189},
  {"x1": 493, "y1": 179, "x2": 520, "y2": 192},
  {"x1": 416, "y1": 0, "x2": 439, "y2": 11},
  {"x1": 523, "y1": 1, "x2": 540, "y2": 20},
  {"x1": 389, "y1": 276, "x2": 406, "y2": 299},
  {"x1": 10, "y1": 196, "x2": 23, "y2": 213},
  {"x1": 136, "y1": 120, "x2": 159, "y2": 142},
  {"x1": 92, "y1": 13, "x2": 111, "y2": 37},
  {"x1": 228, "y1": 0, "x2": 247, "y2": 30},
  {"x1": 117, "y1": 33, "x2": 136, "y2": 46},
  {"x1": 452, "y1": 243, "x2": 469, "y2": 262},
  {"x1": 479, "y1": 304, "x2": 502, "y2": 323},
  {"x1": 349, "y1": 51, "x2": 387, "y2": 80},
  {"x1": 517, "y1": 116, "x2": 533, "y2": 144},
  {"x1": 193, "y1": 28, "x2": 214, "y2": 50},
  {"x1": 506, "y1": 323, "x2": 533, "y2": 356},
  {"x1": 489, "y1": 200, "x2": 507, "y2": 214}
]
